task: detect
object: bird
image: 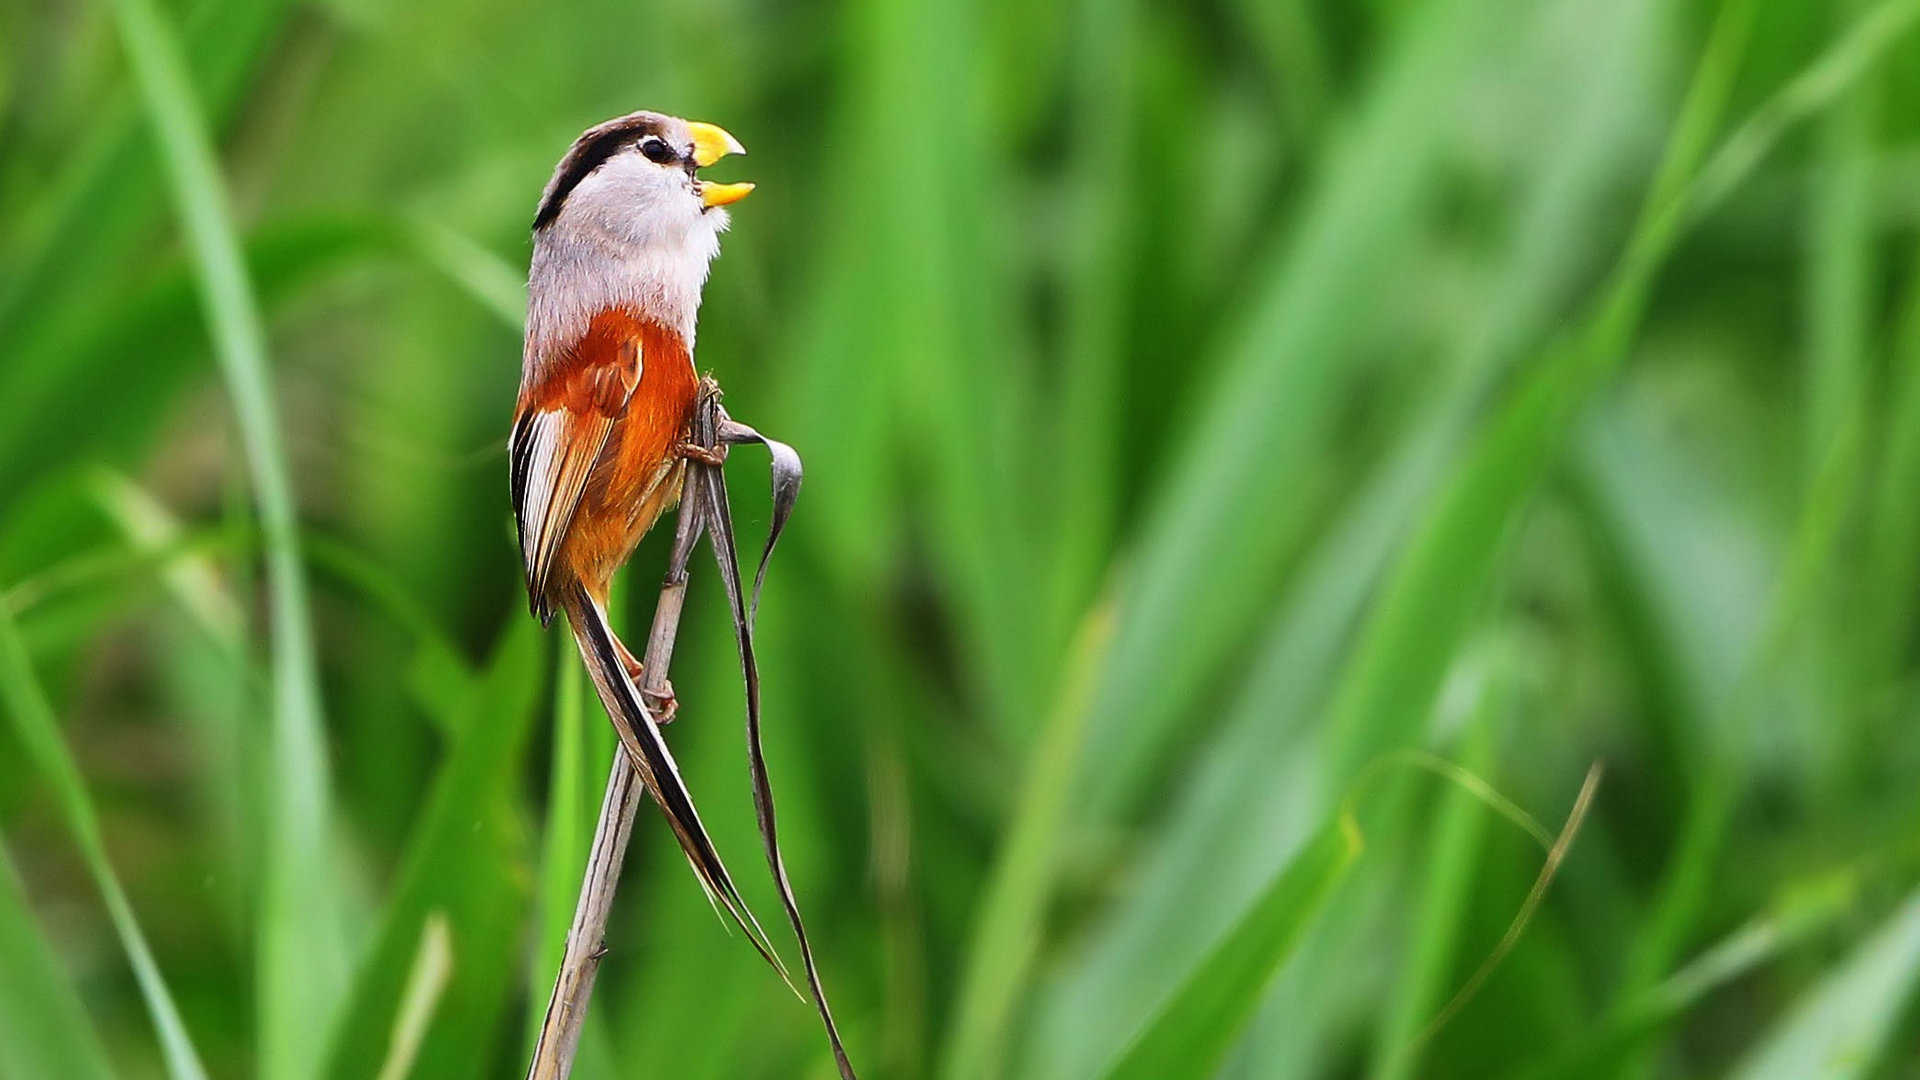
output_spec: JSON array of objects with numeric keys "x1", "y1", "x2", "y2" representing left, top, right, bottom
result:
[{"x1": 507, "y1": 111, "x2": 780, "y2": 968}]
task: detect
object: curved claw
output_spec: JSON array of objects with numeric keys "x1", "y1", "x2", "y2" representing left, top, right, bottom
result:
[
  {"x1": 675, "y1": 441, "x2": 728, "y2": 467},
  {"x1": 641, "y1": 681, "x2": 678, "y2": 726}
]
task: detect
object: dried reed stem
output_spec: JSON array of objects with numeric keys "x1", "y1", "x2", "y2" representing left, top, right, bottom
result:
[{"x1": 524, "y1": 388, "x2": 714, "y2": 1080}]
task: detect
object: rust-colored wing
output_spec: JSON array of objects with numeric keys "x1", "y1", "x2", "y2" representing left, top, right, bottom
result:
[{"x1": 510, "y1": 314, "x2": 643, "y2": 623}]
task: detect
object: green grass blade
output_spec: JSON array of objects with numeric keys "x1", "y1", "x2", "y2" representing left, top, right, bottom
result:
[
  {"x1": 526, "y1": 635, "x2": 589, "y2": 1054},
  {"x1": 857, "y1": 0, "x2": 1040, "y2": 735},
  {"x1": 0, "y1": 841, "x2": 119, "y2": 1080},
  {"x1": 1132, "y1": 5, "x2": 1767, "y2": 1069},
  {"x1": 1367, "y1": 697, "x2": 1510, "y2": 1080},
  {"x1": 1569, "y1": 400, "x2": 1776, "y2": 759},
  {"x1": 3, "y1": 525, "x2": 246, "y2": 627},
  {"x1": 1288, "y1": 11, "x2": 1762, "y2": 1054},
  {"x1": 1097, "y1": 817, "x2": 1361, "y2": 1080},
  {"x1": 1080, "y1": 0, "x2": 1511, "y2": 813},
  {"x1": 374, "y1": 914, "x2": 456, "y2": 1080},
  {"x1": 400, "y1": 218, "x2": 526, "y2": 332},
  {"x1": 1599, "y1": 4, "x2": 1920, "y2": 1030},
  {"x1": 1802, "y1": 0, "x2": 1877, "y2": 488},
  {"x1": 1687, "y1": 0, "x2": 1920, "y2": 222},
  {"x1": 0, "y1": 218, "x2": 389, "y2": 495},
  {"x1": 1505, "y1": 870, "x2": 1859, "y2": 1080},
  {"x1": 86, "y1": 468, "x2": 244, "y2": 656},
  {"x1": 1864, "y1": 257, "x2": 1920, "y2": 661},
  {"x1": 86, "y1": 466, "x2": 261, "y2": 923},
  {"x1": 1046, "y1": 0, "x2": 1138, "y2": 648},
  {"x1": 1232, "y1": 0, "x2": 1329, "y2": 134},
  {"x1": 1568, "y1": 404, "x2": 1773, "y2": 1068},
  {"x1": 939, "y1": 606, "x2": 1112, "y2": 1080},
  {"x1": 101, "y1": 0, "x2": 347, "y2": 1074},
  {"x1": 1796, "y1": 0, "x2": 1882, "y2": 791},
  {"x1": 1730, "y1": 889, "x2": 1920, "y2": 1080},
  {"x1": 1021, "y1": 3, "x2": 1666, "y2": 1065},
  {"x1": 301, "y1": 533, "x2": 465, "y2": 678},
  {"x1": 1319, "y1": 0, "x2": 1756, "y2": 787},
  {"x1": 0, "y1": 0, "x2": 294, "y2": 340},
  {"x1": 321, "y1": 618, "x2": 545, "y2": 1079},
  {"x1": 0, "y1": 607, "x2": 211, "y2": 1080}
]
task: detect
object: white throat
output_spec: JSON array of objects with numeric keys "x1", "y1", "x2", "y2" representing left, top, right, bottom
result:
[{"x1": 525, "y1": 155, "x2": 728, "y2": 357}]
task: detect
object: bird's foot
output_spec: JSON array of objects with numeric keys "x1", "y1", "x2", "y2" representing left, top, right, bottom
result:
[
  {"x1": 624, "y1": 658, "x2": 679, "y2": 725},
  {"x1": 674, "y1": 441, "x2": 727, "y2": 467},
  {"x1": 615, "y1": 642, "x2": 678, "y2": 725},
  {"x1": 641, "y1": 679, "x2": 678, "y2": 726}
]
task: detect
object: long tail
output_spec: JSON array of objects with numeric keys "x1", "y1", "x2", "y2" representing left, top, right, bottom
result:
[{"x1": 561, "y1": 583, "x2": 795, "y2": 991}]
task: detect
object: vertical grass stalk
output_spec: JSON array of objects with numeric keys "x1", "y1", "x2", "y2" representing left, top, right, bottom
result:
[
  {"x1": 0, "y1": 609, "x2": 210, "y2": 1080},
  {"x1": 101, "y1": 0, "x2": 345, "y2": 1074}
]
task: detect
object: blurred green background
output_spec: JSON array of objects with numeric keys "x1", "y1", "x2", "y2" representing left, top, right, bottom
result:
[{"x1": 6, "y1": 0, "x2": 1920, "y2": 1076}]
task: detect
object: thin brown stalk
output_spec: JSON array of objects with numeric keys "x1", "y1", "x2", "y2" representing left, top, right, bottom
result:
[
  {"x1": 1411, "y1": 762, "x2": 1604, "y2": 1048},
  {"x1": 525, "y1": 379, "x2": 846, "y2": 1079}
]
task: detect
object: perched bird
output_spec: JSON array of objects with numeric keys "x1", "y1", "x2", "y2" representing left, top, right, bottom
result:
[{"x1": 507, "y1": 111, "x2": 775, "y2": 962}]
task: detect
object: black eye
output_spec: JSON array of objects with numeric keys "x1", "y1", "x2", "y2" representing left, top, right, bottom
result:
[{"x1": 638, "y1": 137, "x2": 679, "y2": 165}]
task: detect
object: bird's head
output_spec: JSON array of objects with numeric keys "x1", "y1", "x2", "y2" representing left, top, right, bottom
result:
[
  {"x1": 526, "y1": 111, "x2": 753, "y2": 347},
  {"x1": 532, "y1": 110, "x2": 753, "y2": 239}
]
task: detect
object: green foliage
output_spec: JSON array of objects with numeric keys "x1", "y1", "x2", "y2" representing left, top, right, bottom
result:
[
  {"x1": 0, "y1": 844, "x2": 118, "y2": 1080},
  {"x1": 0, "y1": 608, "x2": 209, "y2": 1080},
  {"x1": 102, "y1": 0, "x2": 347, "y2": 1073},
  {"x1": 1100, "y1": 817, "x2": 1361, "y2": 1080},
  {"x1": 4, "y1": 0, "x2": 1920, "y2": 1076},
  {"x1": 1730, "y1": 889, "x2": 1920, "y2": 1079},
  {"x1": 322, "y1": 618, "x2": 545, "y2": 1079}
]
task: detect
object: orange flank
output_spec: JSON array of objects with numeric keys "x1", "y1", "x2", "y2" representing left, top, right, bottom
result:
[{"x1": 514, "y1": 308, "x2": 700, "y2": 607}]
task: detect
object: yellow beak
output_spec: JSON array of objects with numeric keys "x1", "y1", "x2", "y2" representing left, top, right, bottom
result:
[
  {"x1": 700, "y1": 180, "x2": 755, "y2": 208},
  {"x1": 687, "y1": 121, "x2": 746, "y2": 168},
  {"x1": 687, "y1": 121, "x2": 752, "y2": 208}
]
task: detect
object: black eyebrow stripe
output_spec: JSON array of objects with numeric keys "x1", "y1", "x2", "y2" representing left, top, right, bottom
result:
[{"x1": 533, "y1": 116, "x2": 664, "y2": 230}]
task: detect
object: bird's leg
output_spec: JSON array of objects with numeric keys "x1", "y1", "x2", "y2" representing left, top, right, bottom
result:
[
  {"x1": 612, "y1": 633, "x2": 678, "y2": 725},
  {"x1": 673, "y1": 441, "x2": 727, "y2": 467}
]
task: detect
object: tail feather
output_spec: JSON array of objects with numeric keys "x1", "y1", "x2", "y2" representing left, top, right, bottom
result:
[{"x1": 562, "y1": 584, "x2": 796, "y2": 992}]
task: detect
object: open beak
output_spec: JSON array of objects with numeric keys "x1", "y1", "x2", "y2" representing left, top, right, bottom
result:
[{"x1": 688, "y1": 121, "x2": 754, "y2": 208}]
